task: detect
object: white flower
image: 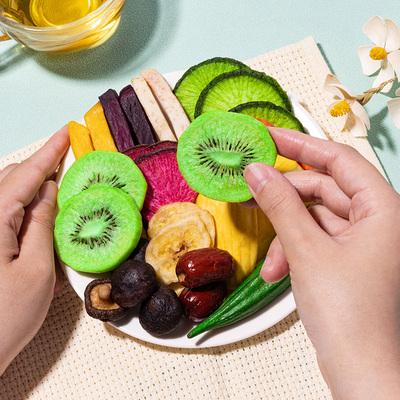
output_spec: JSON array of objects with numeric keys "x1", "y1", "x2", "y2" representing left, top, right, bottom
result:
[
  {"x1": 387, "y1": 87, "x2": 400, "y2": 129},
  {"x1": 358, "y1": 16, "x2": 400, "y2": 93},
  {"x1": 324, "y1": 74, "x2": 370, "y2": 137}
]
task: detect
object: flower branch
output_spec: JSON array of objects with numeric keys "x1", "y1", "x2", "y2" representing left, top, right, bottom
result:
[
  {"x1": 324, "y1": 15, "x2": 400, "y2": 137},
  {"x1": 356, "y1": 77, "x2": 397, "y2": 105}
]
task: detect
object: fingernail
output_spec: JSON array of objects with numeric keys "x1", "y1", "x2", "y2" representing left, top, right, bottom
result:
[
  {"x1": 260, "y1": 256, "x2": 273, "y2": 280},
  {"x1": 244, "y1": 163, "x2": 271, "y2": 195},
  {"x1": 39, "y1": 181, "x2": 57, "y2": 207}
]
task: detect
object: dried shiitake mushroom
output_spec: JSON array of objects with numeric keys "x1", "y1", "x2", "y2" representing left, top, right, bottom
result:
[
  {"x1": 111, "y1": 259, "x2": 158, "y2": 308},
  {"x1": 84, "y1": 278, "x2": 128, "y2": 321},
  {"x1": 139, "y1": 285, "x2": 183, "y2": 336}
]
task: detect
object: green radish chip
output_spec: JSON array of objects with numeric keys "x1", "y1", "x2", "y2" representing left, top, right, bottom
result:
[
  {"x1": 194, "y1": 69, "x2": 291, "y2": 118},
  {"x1": 229, "y1": 101, "x2": 305, "y2": 132},
  {"x1": 54, "y1": 187, "x2": 142, "y2": 273},
  {"x1": 57, "y1": 150, "x2": 147, "y2": 211},
  {"x1": 174, "y1": 57, "x2": 250, "y2": 121},
  {"x1": 177, "y1": 111, "x2": 277, "y2": 202}
]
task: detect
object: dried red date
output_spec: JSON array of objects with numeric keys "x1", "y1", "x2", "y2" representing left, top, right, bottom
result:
[
  {"x1": 176, "y1": 247, "x2": 234, "y2": 288},
  {"x1": 179, "y1": 282, "x2": 227, "y2": 322}
]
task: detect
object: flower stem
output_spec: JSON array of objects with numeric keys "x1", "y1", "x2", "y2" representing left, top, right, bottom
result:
[{"x1": 356, "y1": 77, "x2": 397, "y2": 105}]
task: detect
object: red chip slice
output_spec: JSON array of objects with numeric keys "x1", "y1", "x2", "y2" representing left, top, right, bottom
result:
[
  {"x1": 124, "y1": 140, "x2": 178, "y2": 161},
  {"x1": 134, "y1": 148, "x2": 197, "y2": 221}
]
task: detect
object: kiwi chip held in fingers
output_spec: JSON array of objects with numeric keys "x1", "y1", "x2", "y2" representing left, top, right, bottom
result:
[
  {"x1": 54, "y1": 187, "x2": 143, "y2": 273},
  {"x1": 57, "y1": 150, "x2": 147, "y2": 211},
  {"x1": 194, "y1": 69, "x2": 291, "y2": 118},
  {"x1": 173, "y1": 57, "x2": 250, "y2": 121},
  {"x1": 177, "y1": 111, "x2": 277, "y2": 202},
  {"x1": 229, "y1": 101, "x2": 305, "y2": 132}
]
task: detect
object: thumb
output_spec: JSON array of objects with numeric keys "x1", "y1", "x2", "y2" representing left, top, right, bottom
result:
[
  {"x1": 18, "y1": 180, "x2": 58, "y2": 263},
  {"x1": 244, "y1": 163, "x2": 325, "y2": 262}
]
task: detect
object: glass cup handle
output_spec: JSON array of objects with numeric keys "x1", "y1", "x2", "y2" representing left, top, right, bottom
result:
[{"x1": 0, "y1": 28, "x2": 11, "y2": 42}]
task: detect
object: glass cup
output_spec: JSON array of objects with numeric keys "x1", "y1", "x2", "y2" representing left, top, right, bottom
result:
[{"x1": 0, "y1": 0, "x2": 126, "y2": 53}]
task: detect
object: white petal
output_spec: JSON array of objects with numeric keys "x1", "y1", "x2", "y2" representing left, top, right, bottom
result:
[
  {"x1": 337, "y1": 85, "x2": 358, "y2": 100},
  {"x1": 358, "y1": 45, "x2": 382, "y2": 75},
  {"x1": 363, "y1": 15, "x2": 386, "y2": 47},
  {"x1": 387, "y1": 50, "x2": 400, "y2": 80},
  {"x1": 385, "y1": 18, "x2": 400, "y2": 52},
  {"x1": 324, "y1": 73, "x2": 342, "y2": 87},
  {"x1": 329, "y1": 110, "x2": 349, "y2": 131},
  {"x1": 345, "y1": 113, "x2": 368, "y2": 137},
  {"x1": 324, "y1": 86, "x2": 344, "y2": 100},
  {"x1": 351, "y1": 101, "x2": 371, "y2": 129},
  {"x1": 373, "y1": 60, "x2": 395, "y2": 92},
  {"x1": 326, "y1": 100, "x2": 340, "y2": 113},
  {"x1": 328, "y1": 83, "x2": 357, "y2": 99},
  {"x1": 324, "y1": 84, "x2": 344, "y2": 99},
  {"x1": 395, "y1": 87, "x2": 400, "y2": 96},
  {"x1": 387, "y1": 98, "x2": 400, "y2": 129},
  {"x1": 323, "y1": 74, "x2": 357, "y2": 100},
  {"x1": 323, "y1": 74, "x2": 343, "y2": 95}
]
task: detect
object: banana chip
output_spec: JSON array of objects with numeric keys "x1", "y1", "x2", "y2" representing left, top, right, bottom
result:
[
  {"x1": 147, "y1": 202, "x2": 215, "y2": 241},
  {"x1": 145, "y1": 215, "x2": 212, "y2": 285}
]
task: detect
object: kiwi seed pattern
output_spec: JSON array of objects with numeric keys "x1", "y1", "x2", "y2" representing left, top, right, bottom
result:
[
  {"x1": 195, "y1": 137, "x2": 255, "y2": 177},
  {"x1": 70, "y1": 206, "x2": 118, "y2": 250},
  {"x1": 82, "y1": 173, "x2": 126, "y2": 191}
]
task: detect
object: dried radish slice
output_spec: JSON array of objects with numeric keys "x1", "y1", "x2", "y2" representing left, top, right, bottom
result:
[
  {"x1": 229, "y1": 101, "x2": 305, "y2": 132},
  {"x1": 134, "y1": 147, "x2": 197, "y2": 221},
  {"x1": 194, "y1": 69, "x2": 292, "y2": 118},
  {"x1": 124, "y1": 140, "x2": 177, "y2": 161},
  {"x1": 173, "y1": 57, "x2": 250, "y2": 121}
]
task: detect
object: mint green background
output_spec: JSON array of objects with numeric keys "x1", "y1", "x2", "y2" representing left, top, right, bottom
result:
[{"x1": 1, "y1": 0, "x2": 399, "y2": 191}]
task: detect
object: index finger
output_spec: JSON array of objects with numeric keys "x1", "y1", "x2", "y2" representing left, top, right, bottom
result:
[
  {"x1": 267, "y1": 127, "x2": 389, "y2": 198},
  {"x1": 0, "y1": 126, "x2": 70, "y2": 207}
]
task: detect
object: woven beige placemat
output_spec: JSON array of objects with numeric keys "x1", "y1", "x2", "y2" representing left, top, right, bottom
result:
[{"x1": 0, "y1": 37, "x2": 386, "y2": 400}]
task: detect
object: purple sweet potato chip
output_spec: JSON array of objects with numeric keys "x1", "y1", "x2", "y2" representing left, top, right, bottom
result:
[
  {"x1": 119, "y1": 85, "x2": 156, "y2": 145},
  {"x1": 99, "y1": 89, "x2": 135, "y2": 152},
  {"x1": 134, "y1": 148, "x2": 197, "y2": 221}
]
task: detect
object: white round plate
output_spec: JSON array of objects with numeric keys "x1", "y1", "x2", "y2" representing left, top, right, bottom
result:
[{"x1": 56, "y1": 70, "x2": 326, "y2": 348}]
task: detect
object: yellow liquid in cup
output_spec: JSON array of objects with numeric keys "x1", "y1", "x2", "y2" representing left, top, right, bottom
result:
[
  {"x1": 30, "y1": 0, "x2": 106, "y2": 27},
  {"x1": 1, "y1": 0, "x2": 106, "y2": 26},
  {"x1": 0, "y1": 0, "x2": 124, "y2": 52}
]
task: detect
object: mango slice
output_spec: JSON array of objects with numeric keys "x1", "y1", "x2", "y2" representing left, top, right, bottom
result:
[
  {"x1": 84, "y1": 102, "x2": 118, "y2": 152},
  {"x1": 195, "y1": 195, "x2": 253, "y2": 289},
  {"x1": 274, "y1": 155, "x2": 303, "y2": 173},
  {"x1": 68, "y1": 121, "x2": 94, "y2": 159}
]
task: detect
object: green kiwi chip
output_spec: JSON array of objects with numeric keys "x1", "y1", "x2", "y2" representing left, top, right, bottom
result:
[
  {"x1": 194, "y1": 69, "x2": 291, "y2": 118},
  {"x1": 57, "y1": 150, "x2": 147, "y2": 211},
  {"x1": 229, "y1": 101, "x2": 305, "y2": 132},
  {"x1": 177, "y1": 111, "x2": 277, "y2": 202},
  {"x1": 173, "y1": 57, "x2": 250, "y2": 121},
  {"x1": 54, "y1": 187, "x2": 142, "y2": 273}
]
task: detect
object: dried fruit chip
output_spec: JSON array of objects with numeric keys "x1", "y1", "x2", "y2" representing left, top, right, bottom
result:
[
  {"x1": 135, "y1": 148, "x2": 198, "y2": 221},
  {"x1": 147, "y1": 202, "x2": 215, "y2": 241},
  {"x1": 145, "y1": 216, "x2": 212, "y2": 285}
]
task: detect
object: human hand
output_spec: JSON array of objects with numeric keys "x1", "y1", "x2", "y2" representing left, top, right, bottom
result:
[
  {"x1": 244, "y1": 127, "x2": 400, "y2": 400},
  {"x1": 0, "y1": 127, "x2": 69, "y2": 375}
]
